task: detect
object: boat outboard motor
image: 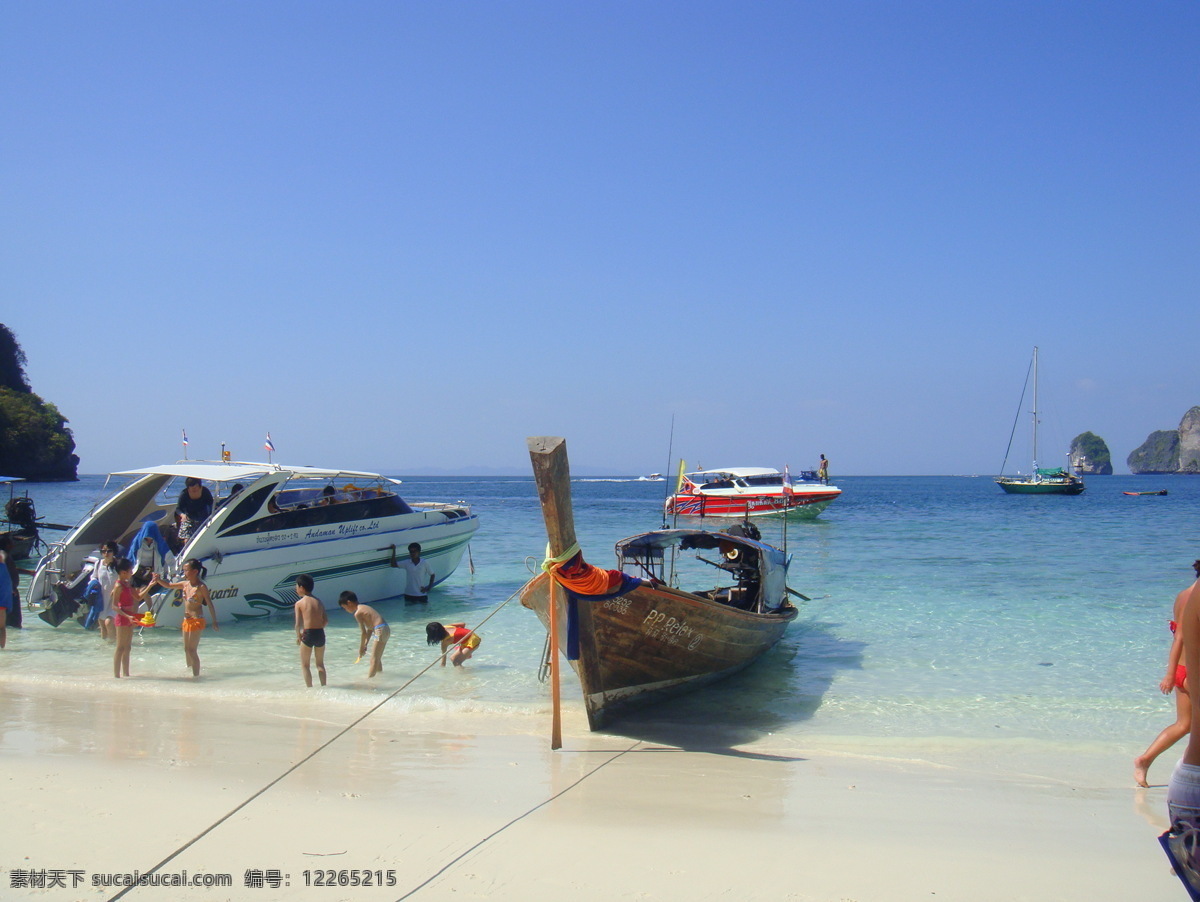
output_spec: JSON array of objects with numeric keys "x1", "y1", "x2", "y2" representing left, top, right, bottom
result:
[{"x1": 5, "y1": 496, "x2": 36, "y2": 529}]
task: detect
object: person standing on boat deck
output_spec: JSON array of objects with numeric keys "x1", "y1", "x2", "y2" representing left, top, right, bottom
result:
[
  {"x1": 338, "y1": 591, "x2": 389, "y2": 678},
  {"x1": 400, "y1": 543, "x2": 434, "y2": 604},
  {"x1": 294, "y1": 573, "x2": 328, "y2": 687},
  {"x1": 110, "y1": 557, "x2": 154, "y2": 678},
  {"x1": 818, "y1": 454, "x2": 829, "y2": 484},
  {"x1": 154, "y1": 559, "x2": 218, "y2": 678},
  {"x1": 174, "y1": 477, "x2": 214, "y2": 545},
  {"x1": 1136, "y1": 560, "x2": 1200, "y2": 787}
]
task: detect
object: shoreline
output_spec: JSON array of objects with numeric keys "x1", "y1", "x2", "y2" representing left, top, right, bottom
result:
[{"x1": 0, "y1": 680, "x2": 1180, "y2": 901}]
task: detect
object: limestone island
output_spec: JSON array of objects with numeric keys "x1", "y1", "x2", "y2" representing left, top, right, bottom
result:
[
  {"x1": 1069, "y1": 432, "x2": 1112, "y2": 475},
  {"x1": 1127, "y1": 406, "x2": 1200, "y2": 475}
]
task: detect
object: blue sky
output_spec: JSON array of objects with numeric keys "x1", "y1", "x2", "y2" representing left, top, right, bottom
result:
[{"x1": 2, "y1": 2, "x2": 1196, "y2": 475}]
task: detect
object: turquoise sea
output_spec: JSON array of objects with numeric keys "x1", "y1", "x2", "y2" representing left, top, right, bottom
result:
[{"x1": 3, "y1": 474, "x2": 1198, "y2": 762}]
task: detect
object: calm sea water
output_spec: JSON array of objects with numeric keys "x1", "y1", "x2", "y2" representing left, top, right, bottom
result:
[{"x1": 3, "y1": 474, "x2": 1197, "y2": 755}]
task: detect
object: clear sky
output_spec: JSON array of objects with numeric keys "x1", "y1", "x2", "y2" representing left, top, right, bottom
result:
[{"x1": 2, "y1": 2, "x2": 1196, "y2": 476}]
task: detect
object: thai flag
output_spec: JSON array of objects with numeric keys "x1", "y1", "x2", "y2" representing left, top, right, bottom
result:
[
  {"x1": 264, "y1": 433, "x2": 275, "y2": 453},
  {"x1": 181, "y1": 429, "x2": 188, "y2": 446},
  {"x1": 783, "y1": 464, "x2": 793, "y2": 494}
]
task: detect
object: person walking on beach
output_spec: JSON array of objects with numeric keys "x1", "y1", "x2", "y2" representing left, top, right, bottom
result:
[
  {"x1": 83, "y1": 542, "x2": 120, "y2": 636},
  {"x1": 111, "y1": 557, "x2": 154, "y2": 678},
  {"x1": 0, "y1": 540, "x2": 11, "y2": 649},
  {"x1": 294, "y1": 574, "x2": 328, "y2": 687},
  {"x1": 0, "y1": 534, "x2": 21, "y2": 631},
  {"x1": 426, "y1": 621, "x2": 481, "y2": 667},
  {"x1": 338, "y1": 590, "x2": 389, "y2": 678},
  {"x1": 401, "y1": 543, "x2": 434, "y2": 604},
  {"x1": 1137, "y1": 560, "x2": 1200, "y2": 787},
  {"x1": 818, "y1": 454, "x2": 829, "y2": 484},
  {"x1": 154, "y1": 559, "x2": 218, "y2": 678}
]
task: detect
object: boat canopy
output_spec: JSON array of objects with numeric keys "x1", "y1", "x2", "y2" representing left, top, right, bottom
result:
[
  {"x1": 0, "y1": 476, "x2": 24, "y2": 483},
  {"x1": 1035, "y1": 467, "x2": 1067, "y2": 477},
  {"x1": 615, "y1": 528, "x2": 790, "y2": 609},
  {"x1": 685, "y1": 467, "x2": 779, "y2": 479},
  {"x1": 110, "y1": 461, "x2": 403, "y2": 485}
]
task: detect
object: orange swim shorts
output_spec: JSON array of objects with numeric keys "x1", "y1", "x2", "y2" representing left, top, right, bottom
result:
[{"x1": 182, "y1": 616, "x2": 206, "y2": 633}]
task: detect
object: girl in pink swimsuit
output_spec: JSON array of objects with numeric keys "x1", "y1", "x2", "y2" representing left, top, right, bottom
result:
[
  {"x1": 1136, "y1": 560, "x2": 1200, "y2": 787},
  {"x1": 111, "y1": 557, "x2": 154, "y2": 679}
]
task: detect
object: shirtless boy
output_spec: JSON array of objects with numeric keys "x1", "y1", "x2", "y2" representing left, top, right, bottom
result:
[
  {"x1": 338, "y1": 590, "x2": 390, "y2": 678},
  {"x1": 293, "y1": 574, "x2": 328, "y2": 687}
]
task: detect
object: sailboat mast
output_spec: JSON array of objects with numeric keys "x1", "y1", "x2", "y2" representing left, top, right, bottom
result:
[{"x1": 1031, "y1": 346, "x2": 1039, "y2": 474}]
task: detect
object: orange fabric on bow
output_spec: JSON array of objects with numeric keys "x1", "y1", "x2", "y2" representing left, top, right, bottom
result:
[{"x1": 551, "y1": 552, "x2": 625, "y2": 596}]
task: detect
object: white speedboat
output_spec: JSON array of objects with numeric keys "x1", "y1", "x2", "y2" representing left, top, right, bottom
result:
[
  {"x1": 28, "y1": 461, "x2": 480, "y2": 626},
  {"x1": 665, "y1": 466, "x2": 841, "y2": 519}
]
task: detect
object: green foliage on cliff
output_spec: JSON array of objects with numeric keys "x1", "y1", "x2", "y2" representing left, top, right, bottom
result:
[
  {"x1": 0, "y1": 324, "x2": 79, "y2": 480},
  {"x1": 1070, "y1": 431, "x2": 1112, "y2": 474},
  {"x1": 1127, "y1": 430, "x2": 1180, "y2": 475}
]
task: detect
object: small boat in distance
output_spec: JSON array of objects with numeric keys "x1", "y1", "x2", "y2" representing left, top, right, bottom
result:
[
  {"x1": 665, "y1": 465, "x2": 841, "y2": 519},
  {"x1": 996, "y1": 347, "x2": 1085, "y2": 496},
  {"x1": 28, "y1": 460, "x2": 479, "y2": 626},
  {"x1": 522, "y1": 437, "x2": 800, "y2": 731},
  {"x1": 1123, "y1": 490, "x2": 1169, "y2": 496}
]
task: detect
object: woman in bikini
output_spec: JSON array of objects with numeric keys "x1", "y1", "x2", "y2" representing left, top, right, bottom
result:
[
  {"x1": 1137, "y1": 560, "x2": 1200, "y2": 787},
  {"x1": 154, "y1": 559, "x2": 218, "y2": 677},
  {"x1": 111, "y1": 557, "x2": 154, "y2": 678}
]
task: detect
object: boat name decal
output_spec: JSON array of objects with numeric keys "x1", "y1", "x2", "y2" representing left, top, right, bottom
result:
[
  {"x1": 642, "y1": 609, "x2": 704, "y2": 650},
  {"x1": 210, "y1": 586, "x2": 240, "y2": 600},
  {"x1": 254, "y1": 520, "x2": 382, "y2": 545},
  {"x1": 602, "y1": 597, "x2": 632, "y2": 615}
]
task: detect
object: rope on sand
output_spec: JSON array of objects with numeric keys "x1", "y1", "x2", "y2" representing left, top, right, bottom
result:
[{"x1": 106, "y1": 584, "x2": 525, "y2": 902}]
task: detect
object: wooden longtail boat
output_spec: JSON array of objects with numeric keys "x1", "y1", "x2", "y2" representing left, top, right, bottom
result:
[{"x1": 521, "y1": 436, "x2": 799, "y2": 731}]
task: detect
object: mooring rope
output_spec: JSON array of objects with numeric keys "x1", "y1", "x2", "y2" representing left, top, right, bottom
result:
[{"x1": 107, "y1": 583, "x2": 527, "y2": 901}]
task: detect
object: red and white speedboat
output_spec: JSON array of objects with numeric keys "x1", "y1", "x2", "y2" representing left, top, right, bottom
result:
[{"x1": 664, "y1": 466, "x2": 841, "y2": 520}]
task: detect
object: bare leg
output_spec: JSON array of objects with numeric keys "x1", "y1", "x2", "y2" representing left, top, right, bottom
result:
[
  {"x1": 369, "y1": 631, "x2": 388, "y2": 678},
  {"x1": 314, "y1": 645, "x2": 326, "y2": 686},
  {"x1": 1137, "y1": 684, "x2": 1191, "y2": 787},
  {"x1": 0, "y1": 607, "x2": 6, "y2": 649},
  {"x1": 184, "y1": 630, "x2": 202, "y2": 677},
  {"x1": 300, "y1": 643, "x2": 313, "y2": 687}
]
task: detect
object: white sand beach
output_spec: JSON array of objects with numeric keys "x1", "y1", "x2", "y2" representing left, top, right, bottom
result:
[{"x1": 1, "y1": 679, "x2": 1180, "y2": 902}]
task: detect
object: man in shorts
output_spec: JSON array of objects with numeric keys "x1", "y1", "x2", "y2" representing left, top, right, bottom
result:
[
  {"x1": 293, "y1": 573, "x2": 328, "y2": 687},
  {"x1": 400, "y1": 543, "x2": 435, "y2": 604}
]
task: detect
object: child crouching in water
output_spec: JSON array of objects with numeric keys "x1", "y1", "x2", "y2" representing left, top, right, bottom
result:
[{"x1": 426, "y1": 621, "x2": 480, "y2": 666}]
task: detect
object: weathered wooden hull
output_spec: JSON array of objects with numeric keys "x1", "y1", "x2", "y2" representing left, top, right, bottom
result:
[{"x1": 520, "y1": 572, "x2": 796, "y2": 730}]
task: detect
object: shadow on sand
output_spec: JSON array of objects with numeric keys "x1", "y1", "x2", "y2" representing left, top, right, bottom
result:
[{"x1": 595, "y1": 618, "x2": 865, "y2": 758}]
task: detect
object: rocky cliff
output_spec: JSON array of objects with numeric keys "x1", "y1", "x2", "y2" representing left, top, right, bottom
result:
[
  {"x1": 1128, "y1": 407, "x2": 1200, "y2": 474},
  {"x1": 1069, "y1": 432, "x2": 1113, "y2": 475},
  {"x1": 0, "y1": 324, "x2": 79, "y2": 481}
]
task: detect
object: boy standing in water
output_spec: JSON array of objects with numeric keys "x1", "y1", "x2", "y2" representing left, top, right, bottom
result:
[
  {"x1": 293, "y1": 574, "x2": 328, "y2": 687},
  {"x1": 338, "y1": 590, "x2": 389, "y2": 678}
]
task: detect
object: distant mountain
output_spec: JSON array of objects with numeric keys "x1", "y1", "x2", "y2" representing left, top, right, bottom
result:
[{"x1": 1128, "y1": 407, "x2": 1200, "y2": 474}]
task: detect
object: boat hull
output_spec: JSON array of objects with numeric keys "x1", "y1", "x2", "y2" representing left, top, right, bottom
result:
[
  {"x1": 152, "y1": 514, "x2": 478, "y2": 626},
  {"x1": 995, "y1": 478, "x2": 1085, "y2": 495},
  {"x1": 27, "y1": 464, "x2": 480, "y2": 626},
  {"x1": 665, "y1": 489, "x2": 840, "y2": 520},
  {"x1": 520, "y1": 572, "x2": 796, "y2": 730}
]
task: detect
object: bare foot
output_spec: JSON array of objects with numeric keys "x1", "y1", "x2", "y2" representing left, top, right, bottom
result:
[{"x1": 1135, "y1": 756, "x2": 1150, "y2": 788}]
